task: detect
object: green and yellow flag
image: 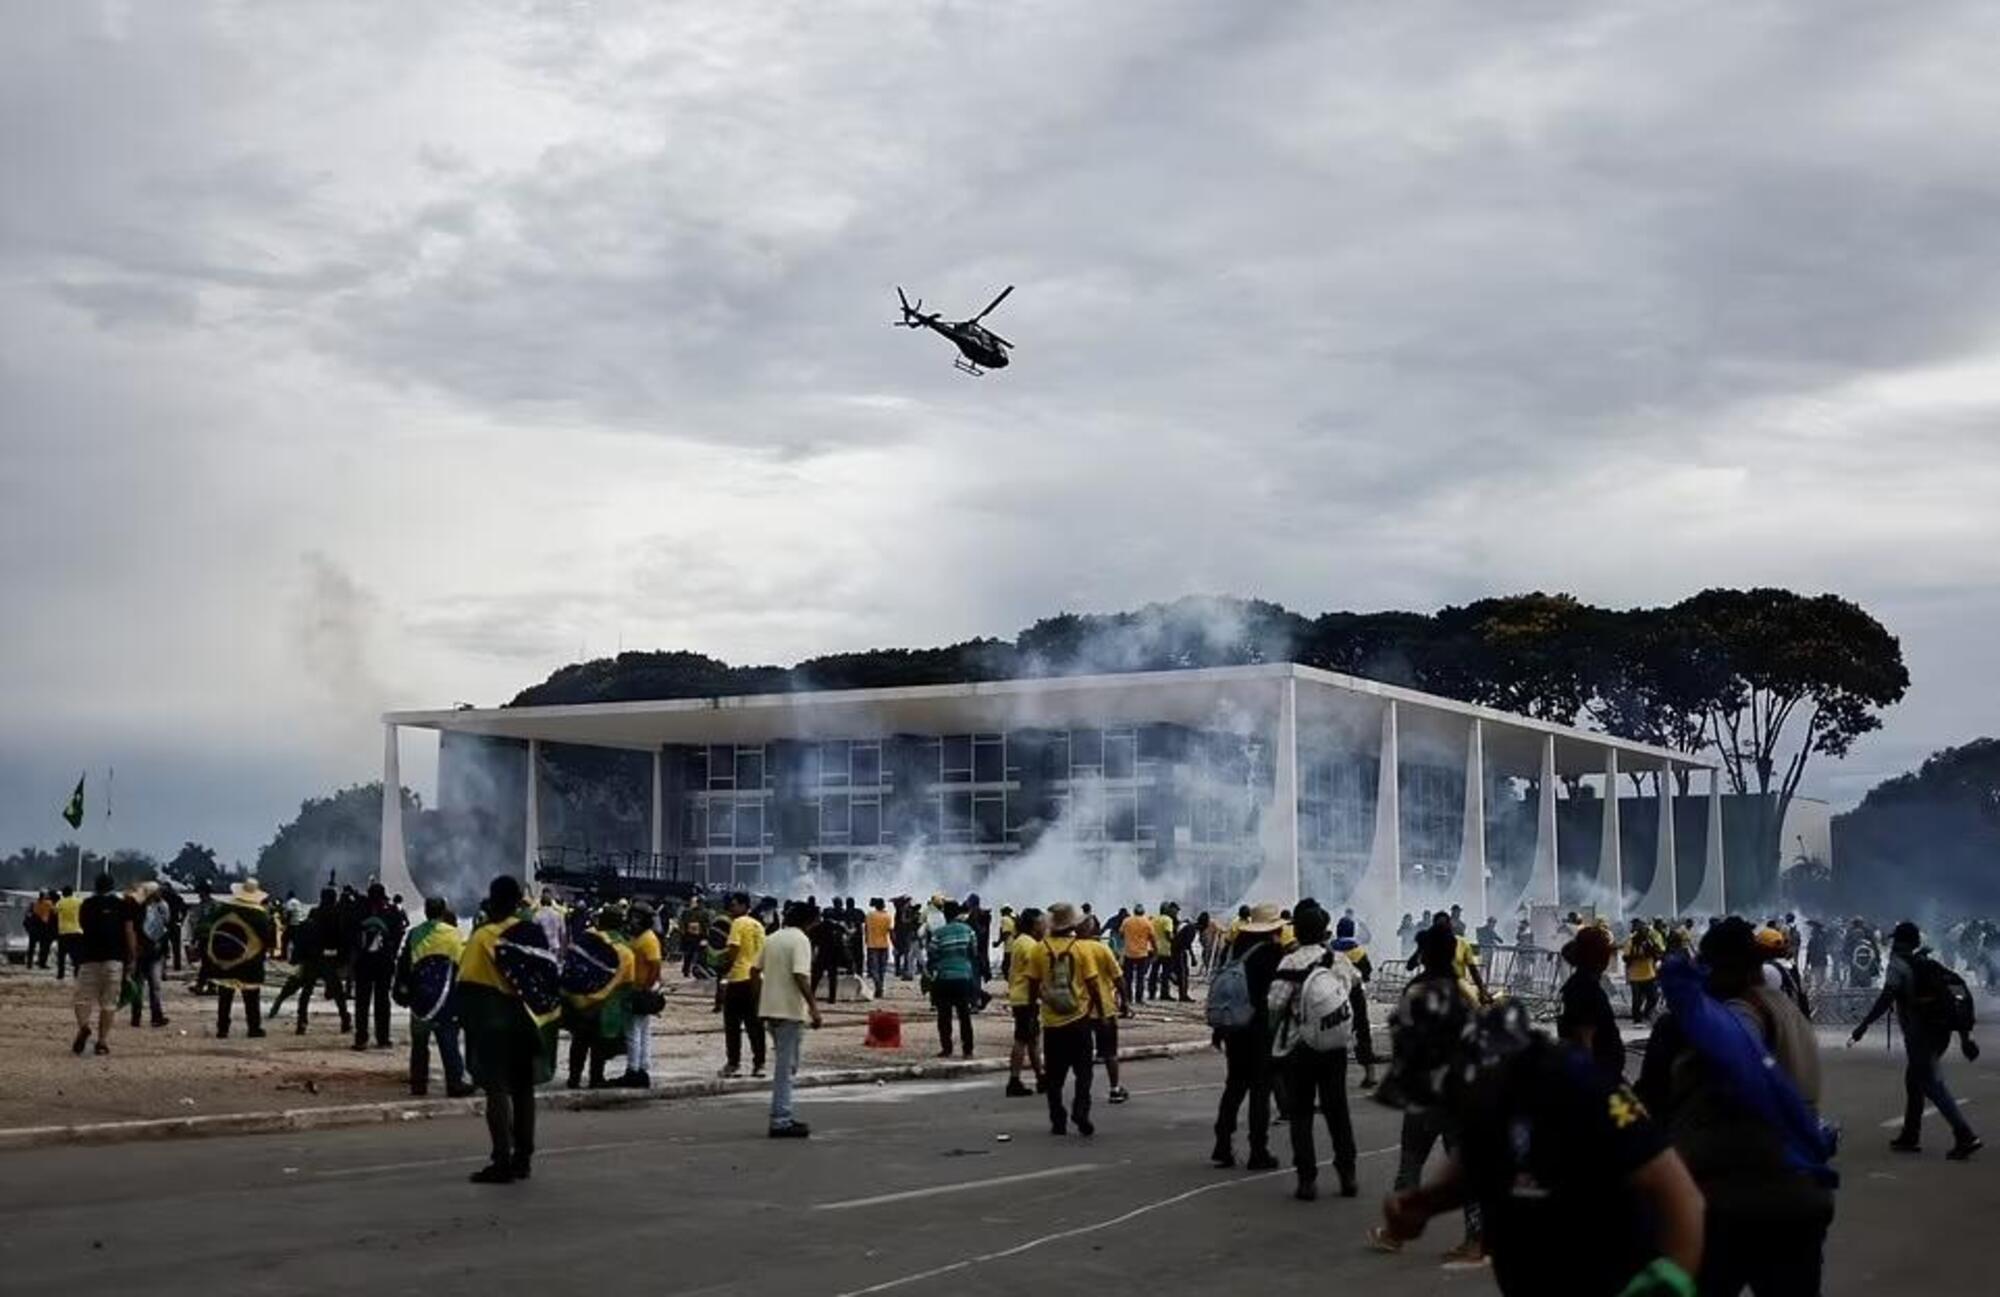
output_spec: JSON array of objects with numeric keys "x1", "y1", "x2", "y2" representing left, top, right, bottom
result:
[{"x1": 60, "y1": 774, "x2": 85, "y2": 830}]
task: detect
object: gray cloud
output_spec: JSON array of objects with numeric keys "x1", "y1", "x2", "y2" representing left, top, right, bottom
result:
[{"x1": 4, "y1": 0, "x2": 1999, "y2": 863}]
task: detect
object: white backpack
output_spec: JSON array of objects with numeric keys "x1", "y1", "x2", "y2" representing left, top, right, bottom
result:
[{"x1": 1284, "y1": 951, "x2": 1357, "y2": 1054}]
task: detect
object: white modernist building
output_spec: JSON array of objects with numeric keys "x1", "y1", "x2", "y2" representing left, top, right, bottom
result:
[{"x1": 380, "y1": 663, "x2": 1726, "y2": 928}]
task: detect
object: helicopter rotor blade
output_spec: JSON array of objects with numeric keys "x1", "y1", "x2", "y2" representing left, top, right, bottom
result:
[
  {"x1": 971, "y1": 284, "x2": 1015, "y2": 323},
  {"x1": 987, "y1": 332, "x2": 1013, "y2": 349}
]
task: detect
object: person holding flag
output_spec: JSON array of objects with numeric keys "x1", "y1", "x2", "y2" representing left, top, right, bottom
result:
[
  {"x1": 458, "y1": 875, "x2": 560, "y2": 1184},
  {"x1": 395, "y1": 897, "x2": 472, "y2": 1098}
]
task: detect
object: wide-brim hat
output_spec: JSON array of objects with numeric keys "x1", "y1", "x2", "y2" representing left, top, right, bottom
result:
[
  {"x1": 231, "y1": 879, "x2": 269, "y2": 905},
  {"x1": 1239, "y1": 903, "x2": 1284, "y2": 933},
  {"x1": 1047, "y1": 902, "x2": 1080, "y2": 932}
]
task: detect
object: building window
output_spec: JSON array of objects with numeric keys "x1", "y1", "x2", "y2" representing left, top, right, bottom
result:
[
  {"x1": 734, "y1": 746, "x2": 765, "y2": 792},
  {"x1": 1069, "y1": 728, "x2": 1104, "y2": 778},
  {"x1": 707, "y1": 744, "x2": 734, "y2": 790},
  {"x1": 820, "y1": 793, "x2": 850, "y2": 843},
  {"x1": 819, "y1": 740, "x2": 850, "y2": 787},
  {"x1": 852, "y1": 797, "x2": 881, "y2": 847},
  {"x1": 974, "y1": 792, "x2": 1005, "y2": 844},
  {"x1": 852, "y1": 741, "x2": 881, "y2": 789},
  {"x1": 1105, "y1": 728, "x2": 1136, "y2": 780},
  {"x1": 1106, "y1": 789, "x2": 1138, "y2": 842},
  {"x1": 941, "y1": 734, "x2": 972, "y2": 783},
  {"x1": 734, "y1": 801, "x2": 764, "y2": 850},
  {"x1": 706, "y1": 801, "x2": 731, "y2": 847},
  {"x1": 943, "y1": 790, "x2": 974, "y2": 843},
  {"x1": 973, "y1": 733, "x2": 1004, "y2": 783}
]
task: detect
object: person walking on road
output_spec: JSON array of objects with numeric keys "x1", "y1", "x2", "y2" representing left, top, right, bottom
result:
[
  {"x1": 459, "y1": 875, "x2": 559, "y2": 1184},
  {"x1": 759, "y1": 900, "x2": 823, "y2": 1138},
  {"x1": 1852, "y1": 920, "x2": 1983, "y2": 1160},
  {"x1": 1210, "y1": 902, "x2": 1285, "y2": 1171},
  {"x1": 69, "y1": 873, "x2": 135, "y2": 1056},
  {"x1": 714, "y1": 891, "x2": 767, "y2": 1078},
  {"x1": 927, "y1": 900, "x2": 980, "y2": 1058},
  {"x1": 270, "y1": 888, "x2": 352, "y2": 1036},
  {"x1": 1268, "y1": 901, "x2": 1360, "y2": 1201},
  {"x1": 1559, "y1": 925, "x2": 1626, "y2": 1083},
  {"x1": 127, "y1": 881, "x2": 171, "y2": 1029},
  {"x1": 1026, "y1": 903, "x2": 1104, "y2": 1137},
  {"x1": 54, "y1": 886, "x2": 83, "y2": 981},
  {"x1": 1004, "y1": 908, "x2": 1046, "y2": 1097}
]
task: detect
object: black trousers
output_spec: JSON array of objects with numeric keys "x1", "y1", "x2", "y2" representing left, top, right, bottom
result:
[
  {"x1": 1631, "y1": 978, "x2": 1660, "y2": 1022},
  {"x1": 216, "y1": 986, "x2": 262, "y2": 1036},
  {"x1": 27, "y1": 929, "x2": 52, "y2": 968},
  {"x1": 566, "y1": 1028, "x2": 609, "y2": 1086},
  {"x1": 1043, "y1": 1019, "x2": 1095, "y2": 1131},
  {"x1": 1215, "y1": 1026, "x2": 1273, "y2": 1154},
  {"x1": 1349, "y1": 983, "x2": 1375, "y2": 1065},
  {"x1": 1699, "y1": 1206, "x2": 1832, "y2": 1297},
  {"x1": 681, "y1": 940, "x2": 702, "y2": 978},
  {"x1": 1123, "y1": 955, "x2": 1151, "y2": 1004},
  {"x1": 1286, "y1": 1047, "x2": 1357, "y2": 1184},
  {"x1": 353, "y1": 961, "x2": 393, "y2": 1044},
  {"x1": 481, "y1": 1043, "x2": 537, "y2": 1169},
  {"x1": 292, "y1": 961, "x2": 350, "y2": 1030},
  {"x1": 56, "y1": 935, "x2": 79, "y2": 979},
  {"x1": 814, "y1": 953, "x2": 841, "y2": 1003},
  {"x1": 934, "y1": 981, "x2": 975, "y2": 1053},
  {"x1": 723, "y1": 980, "x2": 765, "y2": 1069}
]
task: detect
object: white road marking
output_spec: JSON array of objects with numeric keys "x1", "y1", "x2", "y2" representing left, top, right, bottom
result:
[
  {"x1": 1879, "y1": 1098, "x2": 1976, "y2": 1129},
  {"x1": 814, "y1": 1163, "x2": 1106, "y2": 1211},
  {"x1": 832, "y1": 1144, "x2": 1399, "y2": 1297}
]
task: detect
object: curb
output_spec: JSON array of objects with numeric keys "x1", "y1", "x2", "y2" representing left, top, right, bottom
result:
[{"x1": 0, "y1": 1039, "x2": 1214, "y2": 1152}]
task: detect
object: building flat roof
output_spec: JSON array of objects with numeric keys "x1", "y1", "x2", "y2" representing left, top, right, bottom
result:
[{"x1": 386, "y1": 662, "x2": 1715, "y2": 776}]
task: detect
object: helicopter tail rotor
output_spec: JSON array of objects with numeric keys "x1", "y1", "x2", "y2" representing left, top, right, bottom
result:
[{"x1": 894, "y1": 286, "x2": 928, "y2": 326}]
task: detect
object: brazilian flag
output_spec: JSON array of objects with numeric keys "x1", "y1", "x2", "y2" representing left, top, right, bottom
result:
[
  {"x1": 561, "y1": 929, "x2": 635, "y2": 1044},
  {"x1": 61, "y1": 775, "x2": 85, "y2": 829}
]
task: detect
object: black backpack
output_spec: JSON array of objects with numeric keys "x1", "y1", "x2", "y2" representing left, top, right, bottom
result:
[{"x1": 1910, "y1": 954, "x2": 1976, "y2": 1037}]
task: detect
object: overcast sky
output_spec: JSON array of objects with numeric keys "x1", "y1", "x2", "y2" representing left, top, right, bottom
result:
[{"x1": 5, "y1": 1, "x2": 1999, "y2": 866}]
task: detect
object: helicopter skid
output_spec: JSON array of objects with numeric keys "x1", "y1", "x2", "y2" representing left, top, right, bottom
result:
[{"x1": 952, "y1": 358, "x2": 985, "y2": 376}]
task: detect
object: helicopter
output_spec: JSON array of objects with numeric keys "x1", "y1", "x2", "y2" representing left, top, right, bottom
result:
[{"x1": 894, "y1": 284, "x2": 1015, "y2": 375}]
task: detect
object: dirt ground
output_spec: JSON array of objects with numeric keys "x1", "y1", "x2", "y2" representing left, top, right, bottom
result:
[{"x1": 0, "y1": 962, "x2": 1213, "y2": 1130}]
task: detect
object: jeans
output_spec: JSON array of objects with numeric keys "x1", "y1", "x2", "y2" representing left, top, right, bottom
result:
[
  {"x1": 1124, "y1": 955, "x2": 1151, "y2": 1004},
  {"x1": 1214, "y1": 1026, "x2": 1273, "y2": 1155},
  {"x1": 353, "y1": 961, "x2": 393, "y2": 1046},
  {"x1": 1902, "y1": 1036, "x2": 1977, "y2": 1146},
  {"x1": 1043, "y1": 1019, "x2": 1095, "y2": 1131},
  {"x1": 626, "y1": 1011, "x2": 654, "y2": 1078},
  {"x1": 723, "y1": 980, "x2": 766, "y2": 1070},
  {"x1": 410, "y1": 1014, "x2": 466, "y2": 1094},
  {"x1": 935, "y1": 980, "x2": 976, "y2": 1054},
  {"x1": 768, "y1": 1018, "x2": 804, "y2": 1129},
  {"x1": 1395, "y1": 1106, "x2": 1481, "y2": 1241},
  {"x1": 1699, "y1": 1205, "x2": 1833, "y2": 1297},
  {"x1": 130, "y1": 949, "x2": 166, "y2": 1026},
  {"x1": 1286, "y1": 1047, "x2": 1357, "y2": 1185},
  {"x1": 866, "y1": 948, "x2": 890, "y2": 998}
]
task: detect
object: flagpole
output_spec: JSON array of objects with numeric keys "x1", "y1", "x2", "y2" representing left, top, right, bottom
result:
[{"x1": 74, "y1": 776, "x2": 85, "y2": 892}]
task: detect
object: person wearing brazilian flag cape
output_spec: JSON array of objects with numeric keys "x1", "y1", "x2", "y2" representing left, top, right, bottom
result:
[
  {"x1": 459, "y1": 875, "x2": 560, "y2": 1185},
  {"x1": 204, "y1": 880, "x2": 276, "y2": 1038},
  {"x1": 560, "y1": 902, "x2": 636, "y2": 1091},
  {"x1": 394, "y1": 896, "x2": 473, "y2": 1098}
]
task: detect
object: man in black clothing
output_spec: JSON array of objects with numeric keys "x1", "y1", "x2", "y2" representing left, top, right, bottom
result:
[
  {"x1": 270, "y1": 888, "x2": 352, "y2": 1035},
  {"x1": 1376, "y1": 985, "x2": 1707, "y2": 1297},
  {"x1": 351, "y1": 884, "x2": 406, "y2": 1050},
  {"x1": 1558, "y1": 924, "x2": 1626, "y2": 1081},
  {"x1": 1852, "y1": 920, "x2": 1982, "y2": 1159},
  {"x1": 70, "y1": 874, "x2": 136, "y2": 1057},
  {"x1": 1212, "y1": 903, "x2": 1286, "y2": 1170}
]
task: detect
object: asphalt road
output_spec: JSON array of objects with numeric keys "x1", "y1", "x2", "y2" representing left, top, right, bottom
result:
[{"x1": 2, "y1": 1036, "x2": 1993, "y2": 1296}]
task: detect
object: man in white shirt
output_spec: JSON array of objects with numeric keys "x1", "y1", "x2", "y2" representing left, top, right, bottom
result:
[{"x1": 758, "y1": 900, "x2": 823, "y2": 1138}]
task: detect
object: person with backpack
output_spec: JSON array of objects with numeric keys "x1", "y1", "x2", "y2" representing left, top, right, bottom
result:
[
  {"x1": 1267, "y1": 901, "x2": 1359, "y2": 1201},
  {"x1": 351, "y1": 884, "x2": 406, "y2": 1051},
  {"x1": 1331, "y1": 915, "x2": 1379, "y2": 1089},
  {"x1": 1636, "y1": 919, "x2": 1835, "y2": 1297},
  {"x1": 127, "y1": 882, "x2": 172, "y2": 1029},
  {"x1": 1024, "y1": 902, "x2": 1106, "y2": 1137},
  {"x1": 1851, "y1": 921, "x2": 1982, "y2": 1160},
  {"x1": 269, "y1": 888, "x2": 352, "y2": 1035},
  {"x1": 1208, "y1": 902, "x2": 1285, "y2": 1171}
]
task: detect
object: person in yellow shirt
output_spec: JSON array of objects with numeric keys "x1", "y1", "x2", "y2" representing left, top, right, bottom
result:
[
  {"x1": 1079, "y1": 929, "x2": 1131, "y2": 1105},
  {"x1": 54, "y1": 886, "x2": 84, "y2": 980},
  {"x1": 1120, "y1": 904, "x2": 1156, "y2": 1006},
  {"x1": 712, "y1": 891, "x2": 767, "y2": 1078},
  {"x1": 1150, "y1": 906, "x2": 1176, "y2": 1000},
  {"x1": 1023, "y1": 903, "x2": 1107, "y2": 1137},
  {"x1": 1623, "y1": 919, "x2": 1662, "y2": 1024},
  {"x1": 1004, "y1": 908, "x2": 1046, "y2": 1097},
  {"x1": 458, "y1": 875, "x2": 558, "y2": 1184},
  {"x1": 864, "y1": 897, "x2": 895, "y2": 998},
  {"x1": 623, "y1": 903, "x2": 664, "y2": 1088}
]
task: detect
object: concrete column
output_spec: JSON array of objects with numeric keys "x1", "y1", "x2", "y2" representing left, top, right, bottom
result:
[
  {"x1": 1599, "y1": 747, "x2": 1623, "y2": 921},
  {"x1": 1637, "y1": 764, "x2": 1678, "y2": 918},
  {"x1": 1363, "y1": 700, "x2": 1402, "y2": 931},
  {"x1": 524, "y1": 738, "x2": 541, "y2": 887},
  {"x1": 1531, "y1": 734, "x2": 1560, "y2": 909},
  {"x1": 377, "y1": 725, "x2": 420, "y2": 912},
  {"x1": 1450, "y1": 719, "x2": 1487, "y2": 928},
  {"x1": 651, "y1": 748, "x2": 665, "y2": 865},
  {"x1": 1272, "y1": 674, "x2": 1301, "y2": 903},
  {"x1": 1688, "y1": 767, "x2": 1727, "y2": 917}
]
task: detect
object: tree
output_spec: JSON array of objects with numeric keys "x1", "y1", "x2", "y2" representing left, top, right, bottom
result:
[
  {"x1": 163, "y1": 841, "x2": 237, "y2": 891},
  {"x1": 1678, "y1": 588, "x2": 1909, "y2": 900},
  {"x1": 254, "y1": 785, "x2": 411, "y2": 900},
  {"x1": 1832, "y1": 738, "x2": 2000, "y2": 914},
  {"x1": 1584, "y1": 606, "x2": 1735, "y2": 795}
]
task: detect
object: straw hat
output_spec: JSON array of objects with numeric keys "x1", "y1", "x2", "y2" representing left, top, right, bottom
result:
[
  {"x1": 1239, "y1": 903, "x2": 1284, "y2": 933},
  {"x1": 1046, "y1": 902, "x2": 1080, "y2": 932},
  {"x1": 230, "y1": 878, "x2": 269, "y2": 905}
]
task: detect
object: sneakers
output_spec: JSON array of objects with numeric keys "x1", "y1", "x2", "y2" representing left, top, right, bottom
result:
[
  {"x1": 1339, "y1": 1174, "x2": 1359, "y2": 1199},
  {"x1": 1107, "y1": 1086, "x2": 1130, "y2": 1105},
  {"x1": 71, "y1": 1026, "x2": 91, "y2": 1056},
  {"x1": 1368, "y1": 1226, "x2": 1404, "y2": 1253},
  {"x1": 1004, "y1": 1079, "x2": 1034, "y2": 1098},
  {"x1": 446, "y1": 1083, "x2": 477, "y2": 1098},
  {"x1": 247, "y1": 1028, "x2": 267, "y2": 1039},
  {"x1": 468, "y1": 1162, "x2": 515, "y2": 1185},
  {"x1": 751, "y1": 1064, "x2": 767, "y2": 1079},
  {"x1": 717, "y1": 1064, "x2": 741, "y2": 1079},
  {"x1": 1947, "y1": 1137, "x2": 1984, "y2": 1162},
  {"x1": 1210, "y1": 1144, "x2": 1236, "y2": 1169},
  {"x1": 1246, "y1": 1150, "x2": 1280, "y2": 1172},
  {"x1": 1890, "y1": 1136, "x2": 1923, "y2": 1154},
  {"x1": 1294, "y1": 1179, "x2": 1318, "y2": 1202},
  {"x1": 769, "y1": 1122, "x2": 811, "y2": 1139},
  {"x1": 93, "y1": 1041, "x2": 110, "y2": 1057},
  {"x1": 1075, "y1": 1116, "x2": 1095, "y2": 1138},
  {"x1": 510, "y1": 1158, "x2": 533, "y2": 1180},
  {"x1": 1050, "y1": 1121, "x2": 1067, "y2": 1137}
]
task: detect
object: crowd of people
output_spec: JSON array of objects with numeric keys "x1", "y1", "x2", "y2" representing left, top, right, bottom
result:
[{"x1": 25, "y1": 868, "x2": 1991, "y2": 1294}]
